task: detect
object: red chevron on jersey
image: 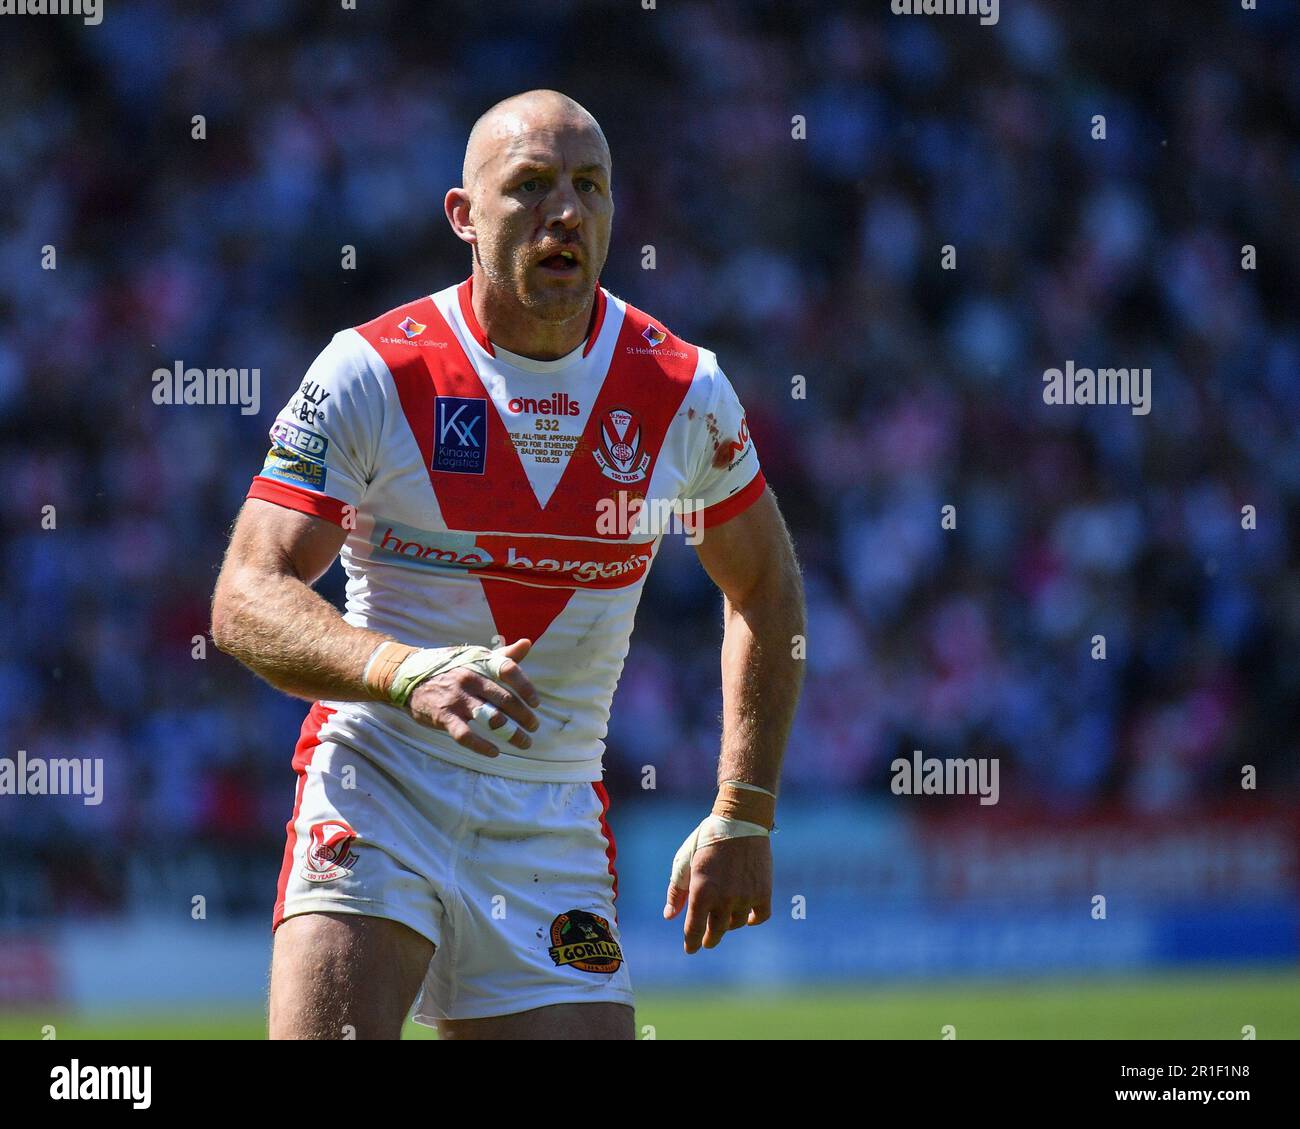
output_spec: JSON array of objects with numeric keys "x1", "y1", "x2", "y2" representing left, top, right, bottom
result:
[
  {"x1": 355, "y1": 290, "x2": 697, "y2": 539},
  {"x1": 247, "y1": 279, "x2": 765, "y2": 782}
]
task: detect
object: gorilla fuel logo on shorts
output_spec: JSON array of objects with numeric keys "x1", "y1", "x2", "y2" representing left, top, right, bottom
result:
[
  {"x1": 547, "y1": 910, "x2": 624, "y2": 974},
  {"x1": 302, "y1": 820, "x2": 359, "y2": 883}
]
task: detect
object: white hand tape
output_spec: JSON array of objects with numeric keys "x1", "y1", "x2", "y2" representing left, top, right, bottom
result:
[{"x1": 669, "y1": 813, "x2": 769, "y2": 891}]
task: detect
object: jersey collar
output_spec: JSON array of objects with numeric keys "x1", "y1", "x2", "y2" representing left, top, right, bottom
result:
[{"x1": 456, "y1": 275, "x2": 607, "y2": 361}]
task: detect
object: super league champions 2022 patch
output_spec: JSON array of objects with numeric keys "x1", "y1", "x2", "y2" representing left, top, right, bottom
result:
[{"x1": 260, "y1": 426, "x2": 328, "y2": 490}]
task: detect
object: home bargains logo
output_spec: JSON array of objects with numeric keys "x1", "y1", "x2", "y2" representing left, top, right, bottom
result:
[{"x1": 373, "y1": 526, "x2": 653, "y2": 588}]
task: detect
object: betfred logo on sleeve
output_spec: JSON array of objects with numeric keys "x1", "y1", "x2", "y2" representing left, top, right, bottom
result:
[{"x1": 270, "y1": 419, "x2": 329, "y2": 460}]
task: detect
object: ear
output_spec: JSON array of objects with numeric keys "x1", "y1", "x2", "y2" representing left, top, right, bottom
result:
[{"x1": 444, "y1": 187, "x2": 476, "y2": 245}]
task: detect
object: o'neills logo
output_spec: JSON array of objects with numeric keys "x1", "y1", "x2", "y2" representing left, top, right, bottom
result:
[
  {"x1": 302, "y1": 820, "x2": 359, "y2": 883},
  {"x1": 548, "y1": 909, "x2": 624, "y2": 974},
  {"x1": 507, "y1": 393, "x2": 580, "y2": 416},
  {"x1": 593, "y1": 406, "x2": 651, "y2": 484}
]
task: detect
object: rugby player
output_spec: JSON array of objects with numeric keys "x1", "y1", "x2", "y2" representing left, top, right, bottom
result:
[{"x1": 211, "y1": 89, "x2": 805, "y2": 1040}]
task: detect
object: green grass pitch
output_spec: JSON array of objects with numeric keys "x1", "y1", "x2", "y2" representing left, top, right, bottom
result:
[{"x1": 3, "y1": 969, "x2": 1297, "y2": 1039}]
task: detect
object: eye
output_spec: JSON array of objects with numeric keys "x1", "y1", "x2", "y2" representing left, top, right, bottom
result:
[
  {"x1": 578, "y1": 179, "x2": 597, "y2": 192},
  {"x1": 520, "y1": 178, "x2": 541, "y2": 192}
]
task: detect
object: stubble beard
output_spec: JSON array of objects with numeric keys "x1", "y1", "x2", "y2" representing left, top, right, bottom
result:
[{"x1": 478, "y1": 231, "x2": 596, "y2": 327}]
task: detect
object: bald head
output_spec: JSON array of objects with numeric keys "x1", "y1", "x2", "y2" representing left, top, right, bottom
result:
[
  {"x1": 445, "y1": 89, "x2": 614, "y2": 347},
  {"x1": 462, "y1": 89, "x2": 610, "y2": 194}
]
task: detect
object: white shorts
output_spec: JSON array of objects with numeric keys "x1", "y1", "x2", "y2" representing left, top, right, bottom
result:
[{"x1": 274, "y1": 703, "x2": 634, "y2": 1023}]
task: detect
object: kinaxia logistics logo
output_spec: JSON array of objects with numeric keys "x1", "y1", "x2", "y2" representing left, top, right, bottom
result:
[{"x1": 432, "y1": 395, "x2": 488, "y2": 474}]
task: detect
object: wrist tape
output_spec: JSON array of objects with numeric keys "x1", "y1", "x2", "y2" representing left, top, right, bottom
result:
[
  {"x1": 711, "y1": 779, "x2": 777, "y2": 830},
  {"x1": 669, "y1": 781, "x2": 777, "y2": 889},
  {"x1": 363, "y1": 641, "x2": 515, "y2": 708}
]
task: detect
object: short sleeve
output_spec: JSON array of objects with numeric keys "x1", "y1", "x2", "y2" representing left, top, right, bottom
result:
[
  {"x1": 680, "y1": 353, "x2": 766, "y2": 528},
  {"x1": 246, "y1": 331, "x2": 383, "y2": 526}
]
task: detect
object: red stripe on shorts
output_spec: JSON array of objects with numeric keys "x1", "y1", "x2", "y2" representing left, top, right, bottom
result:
[
  {"x1": 272, "y1": 702, "x2": 335, "y2": 930},
  {"x1": 591, "y1": 781, "x2": 619, "y2": 916}
]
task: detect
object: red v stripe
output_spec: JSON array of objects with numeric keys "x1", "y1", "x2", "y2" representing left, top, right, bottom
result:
[
  {"x1": 353, "y1": 288, "x2": 698, "y2": 643},
  {"x1": 479, "y1": 579, "x2": 573, "y2": 648},
  {"x1": 356, "y1": 297, "x2": 578, "y2": 642}
]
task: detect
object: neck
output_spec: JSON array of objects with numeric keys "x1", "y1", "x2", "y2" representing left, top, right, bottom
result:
[{"x1": 470, "y1": 269, "x2": 595, "y2": 361}]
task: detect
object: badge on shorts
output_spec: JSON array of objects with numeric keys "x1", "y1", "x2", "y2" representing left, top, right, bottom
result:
[
  {"x1": 547, "y1": 909, "x2": 624, "y2": 974},
  {"x1": 302, "y1": 819, "x2": 359, "y2": 883}
]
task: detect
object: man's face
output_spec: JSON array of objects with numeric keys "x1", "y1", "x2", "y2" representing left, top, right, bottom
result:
[{"x1": 469, "y1": 118, "x2": 613, "y2": 323}]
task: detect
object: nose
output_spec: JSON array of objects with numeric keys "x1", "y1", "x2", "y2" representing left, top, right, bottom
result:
[{"x1": 542, "y1": 181, "x2": 582, "y2": 231}]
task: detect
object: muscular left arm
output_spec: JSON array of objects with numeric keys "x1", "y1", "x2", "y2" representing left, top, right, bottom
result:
[{"x1": 664, "y1": 486, "x2": 806, "y2": 953}]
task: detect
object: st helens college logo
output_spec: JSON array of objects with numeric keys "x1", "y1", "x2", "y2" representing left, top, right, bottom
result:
[{"x1": 593, "y1": 406, "x2": 651, "y2": 484}]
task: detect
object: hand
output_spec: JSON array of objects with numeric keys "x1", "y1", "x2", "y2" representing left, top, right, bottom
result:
[
  {"x1": 664, "y1": 834, "x2": 772, "y2": 954},
  {"x1": 406, "y1": 638, "x2": 540, "y2": 757}
]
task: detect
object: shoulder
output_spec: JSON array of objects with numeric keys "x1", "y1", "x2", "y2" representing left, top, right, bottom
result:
[
  {"x1": 608, "y1": 291, "x2": 717, "y2": 395},
  {"x1": 351, "y1": 292, "x2": 442, "y2": 342}
]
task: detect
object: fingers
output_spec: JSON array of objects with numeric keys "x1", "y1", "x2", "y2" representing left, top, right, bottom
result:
[
  {"x1": 494, "y1": 639, "x2": 540, "y2": 708},
  {"x1": 682, "y1": 896, "x2": 710, "y2": 955},
  {"x1": 663, "y1": 882, "x2": 688, "y2": 921},
  {"x1": 407, "y1": 647, "x2": 542, "y2": 753},
  {"x1": 465, "y1": 674, "x2": 539, "y2": 745},
  {"x1": 702, "y1": 907, "x2": 733, "y2": 950},
  {"x1": 438, "y1": 711, "x2": 499, "y2": 758},
  {"x1": 679, "y1": 889, "x2": 769, "y2": 952}
]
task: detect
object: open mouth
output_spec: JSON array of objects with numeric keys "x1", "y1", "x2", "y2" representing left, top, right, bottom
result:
[{"x1": 537, "y1": 249, "x2": 581, "y2": 273}]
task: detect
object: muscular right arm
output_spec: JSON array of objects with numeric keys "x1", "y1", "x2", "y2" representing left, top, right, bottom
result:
[
  {"x1": 211, "y1": 498, "x2": 387, "y2": 702},
  {"x1": 210, "y1": 498, "x2": 540, "y2": 755}
]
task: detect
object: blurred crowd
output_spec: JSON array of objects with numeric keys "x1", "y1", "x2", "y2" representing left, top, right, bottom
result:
[{"x1": 1, "y1": 0, "x2": 1297, "y2": 920}]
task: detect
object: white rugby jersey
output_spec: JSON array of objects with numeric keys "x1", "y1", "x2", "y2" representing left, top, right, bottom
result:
[{"x1": 247, "y1": 278, "x2": 765, "y2": 782}]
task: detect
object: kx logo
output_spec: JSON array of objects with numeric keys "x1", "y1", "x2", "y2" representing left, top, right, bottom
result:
[
  {"x1": 440, "y1": 402, "x2": 480, "y2": 446},
  {"x1": 433, "y1": 396, "x2": 487, "y2": 474}
]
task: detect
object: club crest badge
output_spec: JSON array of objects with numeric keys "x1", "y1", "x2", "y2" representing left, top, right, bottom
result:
[
  {"x1": 593, "y1": 406, "x2": 651, "y2": 484},
  {"x1": 302, "y1": 819, "x2": 359, "y2": 883}
]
